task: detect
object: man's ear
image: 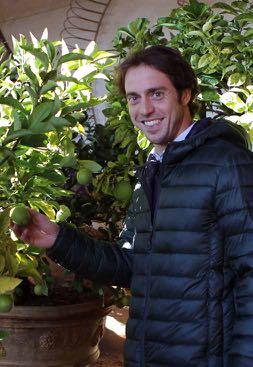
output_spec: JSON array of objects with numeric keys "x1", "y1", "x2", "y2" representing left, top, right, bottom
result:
[{"x1": 181, "y1": 89, "x2": 191, "y2": 106}]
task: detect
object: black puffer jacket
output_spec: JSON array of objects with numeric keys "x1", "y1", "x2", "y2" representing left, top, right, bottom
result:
[{"x1": 48, "y1": 119, "x2": 253, "y2": 367}]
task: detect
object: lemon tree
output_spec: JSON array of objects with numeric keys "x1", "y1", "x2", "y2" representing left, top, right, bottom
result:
[{"x1": 0, "y1": 31, "x2": 115, "y2": 315}]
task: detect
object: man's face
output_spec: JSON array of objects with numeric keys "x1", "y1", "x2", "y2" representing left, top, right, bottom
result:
[{"x1": 125, "y1": 64, "x2": 192, "y2": 153}]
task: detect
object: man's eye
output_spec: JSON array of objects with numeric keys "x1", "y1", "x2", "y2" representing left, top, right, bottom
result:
[
  {"x1": 153, "y1": 91, "x2": 163, "y2": 99},
  {"x1": 128, "y1": 96, "x2": 139, "y2": 104}
]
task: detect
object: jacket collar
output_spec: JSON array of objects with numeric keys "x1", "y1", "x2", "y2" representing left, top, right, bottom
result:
[
  {"x1": 136, "y1": 118, "x2": 250, "y2": 175},
  {"x1": 162, "y1": 118, "x2": 250, "y2": 165}
]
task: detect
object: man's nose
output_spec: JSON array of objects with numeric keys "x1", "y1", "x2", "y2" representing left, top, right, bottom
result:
[{"x1": 139, "y1": 97, "x2": 154, "y2": 116}]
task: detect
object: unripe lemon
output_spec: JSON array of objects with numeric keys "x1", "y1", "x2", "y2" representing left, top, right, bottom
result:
[
  {"x1": 10, "y1": 206, "x2": 30, "y2": 226},
  {"x1": 34, "y1": 284, "x2": 48, "y2": 296},
  {"x1": 0, "y1": 294, "x2": 13, "y2": 313},
  {"x1": 113, "y1": 181, "x2": 133, "y2": 202},
  {"x1": 76, "y1": 168, "x2": 92, "y2": 185},
  {"x1": 34, "y1": 284, "x2": 44, "y2": 296}
]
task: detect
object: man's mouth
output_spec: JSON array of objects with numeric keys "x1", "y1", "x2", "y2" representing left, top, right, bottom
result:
[{"x1": 141, "y1": 118, "x2": 163, "y2": 127}]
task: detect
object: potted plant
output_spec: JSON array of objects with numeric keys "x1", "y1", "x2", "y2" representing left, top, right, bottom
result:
[{"x1": 0, "y1": 30, "x2": 117, "y2": 366}]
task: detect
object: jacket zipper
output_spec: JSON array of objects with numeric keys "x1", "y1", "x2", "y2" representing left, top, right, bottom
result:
[{"x1": 141, "y1": 164, "x2": 163, "y2": 367}]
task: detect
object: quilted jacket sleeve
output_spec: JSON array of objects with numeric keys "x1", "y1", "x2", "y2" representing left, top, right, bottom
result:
[
  {"x1": 215, "y1": 149, "x2": 253, "y2": 367},
  {"x1": 46, "y1": 204, "x2": 135, "y2": 288}
]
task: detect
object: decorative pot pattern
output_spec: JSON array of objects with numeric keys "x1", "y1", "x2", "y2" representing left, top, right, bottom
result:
[{"x1": 0, "y1": 299, "x2": 111, "y2": 367}]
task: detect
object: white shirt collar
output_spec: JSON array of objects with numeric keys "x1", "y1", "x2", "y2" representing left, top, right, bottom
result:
[
  {"x1": 149, "y1": 123, "x2": 195, "y2": 162},
  {"x1": 173, "y1": 123, "x2": 195, "y2": 142}
]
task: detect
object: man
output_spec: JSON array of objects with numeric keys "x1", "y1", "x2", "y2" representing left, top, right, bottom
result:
[{"x1": 12, "y1": 46, "x2": 253, "y2": 367}]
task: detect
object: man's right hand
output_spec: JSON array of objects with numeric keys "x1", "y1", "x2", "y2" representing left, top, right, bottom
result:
[{"x1": 10, "y1": 208, "x2": 60, "y2": 249}]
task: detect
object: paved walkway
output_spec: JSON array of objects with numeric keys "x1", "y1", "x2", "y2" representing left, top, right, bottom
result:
[{"x1": 93, "y1": 306, "x2": 128, "y2": 367}]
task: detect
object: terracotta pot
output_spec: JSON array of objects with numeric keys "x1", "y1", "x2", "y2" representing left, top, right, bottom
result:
[{"x1": 0, "y1": 298, "x2": 112, "y2": 367}]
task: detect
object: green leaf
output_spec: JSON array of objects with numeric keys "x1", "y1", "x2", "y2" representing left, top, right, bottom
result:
[
  {"x1": 18, "y1": 267, "x2": 42, "y2": 283},
  {"x1": 52, "y1": 95, "x2": 61, "y2": 115},
  {"x1": 0, "y1": 97, "x2": 26, "y2": 114},
  {"x1": 57, "y1": 53, "x2": 88, "y2": 66},
  {"x1": 29, "y1": 121, "x2": 55, "y2": 134},
  {"x1": 128, "y1": 18, "x2": 150, "y2": 35},
  {"x1": 187, "y1": 31, "x2": 206, "y2": 40},
  {"x1": 235, "y1": 13, "x2": 253, "y2": 22},
  {"x1": 56, "y1": 205, "x2": 71, "y2": 222},
  {"x1": 0, "y1": 330, "x2": 10, "y2": 341},
  {"x1": 0, "y1": 255, "x2": 5, "y2": 274},
  {"x1": 220, "y1": 92, "x2": 246, "y2": 113},
  {"x1": 35, "y1": 283, "x2": 48, "y2": 296},
  {"x1": 56, "y1": 75, "x2": 80, "y2": 83},
  {"x1": 246, "y1": 94, "x2": 253, "y2": 111},
  {"x1": 29, "y1": 101, "x2": 54, "y2": 126},
  {"x1": 0, "y1": 276, "x2": 22, "y2": 294},
  {"x1": 25, "y1": 85, "x2": 38, "y2": 105},
  {"x1": 79, "y1": 160, "x2": 102, "y2": 173},
  {"x1": 228, "y1": 73, "x2": 247, "y2": 87},
  {"x1": 28, "y1": 199, "x2": 55, "y2": 220},
  {"x1": 137, "y1": 130, "x2": 150, "y2": 150},
  {"x1": 60, "y1": 154, "x2": 77, "y2": 168},
  {"x1": 3, "y1": 129, "x2": 35, "y2": 145},
  {"x1": 120, "y1": 136, "x2": 134, "y2": 149},
  {"x1": 40, "y1": 81, "x2": 58, "y2": 94},
  {"x1": 222, "y1": 65, "x2": 237, "y2": 79},
  {"x1": 6, "y1": 252, "x2": 19, "y2": 275},
  {"x1": 117, "y1": 27, "x2": 135, "y2": 39},
  {"x1": 61, "y1": 103, "x2": 88, "y2": 115},
  {"x1": 20, "y1": 45, "x2": 49, "y2": 70},
  {"x1": 41, "y1": 70, "x2": 57, "y2": 83},
  {"x1": 198, "y1": 54, "x2": 214, "y2": 69},
  {"x1": 244, "y1": 28, "x2": 253, "y2": 39},
  {"x1": 221, "y1": 36, "x2": 235, "y2": 44},
  {"x1": 212, "y1": 2, "x2": 237, "y2": 14},
  {"x1": 39, "y1": 171, "x2": 66, "y2": 184},
  {"x1": 24, "y1": 65, "x2": 39, "y2": 89},
  {"x1": 41, "y1": 28, "x2": 48, "y2": 40},
  {"x1": 199, "y1": 75, "x2": 219, "y2": 86},
  {"x1": 0, "y1": 208, "x2": 11, "y2": 235},
  {"x1": 231, "y1": 1, "x2": 247, "y2": 10},
  {"x1": 202, "y1": 21, "x2": 212, "y2": 32},
  {"x1": 20, "y1": 133, "x2": 46, "y2": 147},
  {"x1": 84, "y1": 41, "x2": 97, "y2": 56},
  {"x1": 239, "y1": 112, "x2": 253, "y2": 124},
  {"x1": 199, "y1": 88, "x2": 219, "y2": 101},
  {"x1": 43, "y1": 40, "x2": 56, "y2": 62},
  {"x1": 229, "y1": 87, "x2": 249, "y2": 98},
  {"x1": 46, "y1": 116, "x2": 70, "y2": 129}
]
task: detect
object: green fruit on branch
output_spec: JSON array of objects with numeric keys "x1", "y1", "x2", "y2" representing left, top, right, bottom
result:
[
  {"x1": 10, "y1": 206, "x2": 30, "y2": 226},
  {"x1": 76, "y1": 168, "x2": 92, "y2": 185},
  {"x1": 33, "y1": 284, "x2": 43, "y2": 296},
  {"x1": 113, "y1": 181, "x2": 133, "y2": 202},
  {"x1": 34, "y1": 284, "x2": 48, "y2": 296},
  {"x1": 0, "y1": 294, "x2": 13, "y2": 313}
]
